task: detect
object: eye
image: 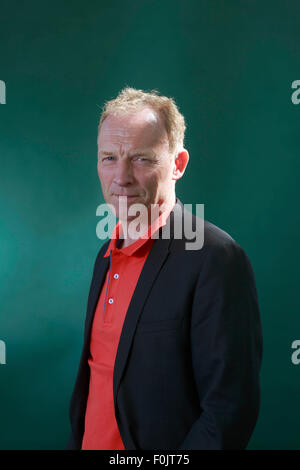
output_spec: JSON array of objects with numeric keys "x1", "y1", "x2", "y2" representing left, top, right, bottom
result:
[{"x1": 133, "y1": 156, "x2": 148, "y2": 162}]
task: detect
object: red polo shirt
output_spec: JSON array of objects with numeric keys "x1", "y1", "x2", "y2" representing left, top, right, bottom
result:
[{"x1": 81, "y1": 204, "x2": 174, "y2": 450}]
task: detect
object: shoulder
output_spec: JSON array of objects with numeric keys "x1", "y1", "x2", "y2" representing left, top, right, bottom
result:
[
  {"x1": 195, "y1": 220, "x2": 255, "y2": 287},
  {"x1": 169, "y1": 206, "x2": 252, "y2": 277},
  {"x1": 202, "y1": 219, "x2": 235, "y2": 247},
  {"x1": 170, "y1": 203, "x2": 240, "y2": 254},
  {"x1": 201, "y1": 219, "x2": 244, "y2": 263},
  {"x1": 170, "y1": 199, "x2": 239, "y2": 255}
]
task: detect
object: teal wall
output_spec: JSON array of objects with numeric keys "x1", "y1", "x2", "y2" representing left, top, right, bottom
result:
[{"x1": 0, "y1": 0, "x2": 299, "y2": 449}]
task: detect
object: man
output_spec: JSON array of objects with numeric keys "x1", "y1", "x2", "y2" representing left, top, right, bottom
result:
[{"x1": 67, "y1": 87, "x2": 263, "y2": 450}]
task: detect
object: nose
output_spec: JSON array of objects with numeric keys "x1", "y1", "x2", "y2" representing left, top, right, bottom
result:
[{"x1": 113, "y1": 159, "x2": 134, "y2": 186}]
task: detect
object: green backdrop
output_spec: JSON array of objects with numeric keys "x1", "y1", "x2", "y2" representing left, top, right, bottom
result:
[{"x1": 1, "y1": 0, "x2": 299, "y2": 450}]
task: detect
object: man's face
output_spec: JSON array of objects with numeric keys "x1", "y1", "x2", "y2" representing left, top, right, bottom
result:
[{"x1": 97, "y1": 107, "x2": 176, "y2": 220}]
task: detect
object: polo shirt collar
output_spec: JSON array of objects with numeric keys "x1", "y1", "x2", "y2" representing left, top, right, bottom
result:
[{"x1": 104, "y1": 200, "x2": 176, "y2": 258}]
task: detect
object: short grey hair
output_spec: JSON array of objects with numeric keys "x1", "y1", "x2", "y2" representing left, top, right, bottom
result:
[{"x1": 98, "y1": 87, "x2": 186, "y2": 155}]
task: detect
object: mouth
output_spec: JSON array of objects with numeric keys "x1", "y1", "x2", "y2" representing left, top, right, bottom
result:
[{"x1": 113, "y1": 194, "x2": 139, "y2": 199}]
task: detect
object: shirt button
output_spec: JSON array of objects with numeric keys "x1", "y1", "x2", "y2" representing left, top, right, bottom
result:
[
  {"x1": 108, "y1": 298, "x2": 114, "y2": 304},
  {"x1": 113, "y1": 273, "x2": 119, "y2": 279}
]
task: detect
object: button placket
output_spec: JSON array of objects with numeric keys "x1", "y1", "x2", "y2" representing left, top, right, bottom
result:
[{"x1": 103, "y1": 253, "x2": 121, "y2": 324}]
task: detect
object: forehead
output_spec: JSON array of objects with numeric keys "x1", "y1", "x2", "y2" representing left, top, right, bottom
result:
[{"x1": 97, "y1": 108, "x2": 169, "y2": 150}]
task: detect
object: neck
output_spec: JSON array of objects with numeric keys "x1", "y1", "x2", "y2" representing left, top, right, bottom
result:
[{"x1": 118, "y1": 195, "x2": 176, "y2": 248}]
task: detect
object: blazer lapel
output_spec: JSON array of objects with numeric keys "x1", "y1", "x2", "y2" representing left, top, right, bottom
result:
[
  {"x1": 83, "y1": 250, "x2": 109, "y2": 343},
  {"x1": 113, "y1": 199, "x2": 184, "y2": 414}
]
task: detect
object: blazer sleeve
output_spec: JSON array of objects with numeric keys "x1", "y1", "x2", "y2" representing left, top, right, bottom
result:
[
  {"x1": 178, "y1": 241, "x2": 263, "y2": 450},
  {"x1": 65, "y1": 241, "x2": 110, "y2": 450}
]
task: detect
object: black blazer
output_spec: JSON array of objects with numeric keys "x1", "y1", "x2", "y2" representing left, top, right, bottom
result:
[{"x1": 67, "y1": 198, "x2": 263, "y2": 450}]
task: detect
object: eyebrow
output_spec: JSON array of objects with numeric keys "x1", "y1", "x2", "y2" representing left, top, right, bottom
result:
[
  {"x1": 98, "y1": 149, "x2": 156, "y2": 157},
  {"x1": 98, "y1": 151, "x2": 115, "y2": 156}
]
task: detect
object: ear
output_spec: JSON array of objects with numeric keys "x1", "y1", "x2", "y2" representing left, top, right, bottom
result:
[{"x1": 172, "y1": 149, "x2": 189, "y2": 181}]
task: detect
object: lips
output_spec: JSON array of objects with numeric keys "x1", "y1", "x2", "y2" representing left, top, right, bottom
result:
[{"x1": 114, "y1": 194, "x2": 138, "y2": 198}]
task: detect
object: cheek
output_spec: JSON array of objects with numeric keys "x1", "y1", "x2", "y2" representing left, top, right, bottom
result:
[
  {"x1": 97, "y1": 163, "x2": 102, "y2": 179},
  {"x1": 98, "y1": 167, "x2": 111, "y2": 187},
  {"x1": 140, "y1": 175, "x2": 158, "y2": 193},
  {"x1": 148, "y1": 168, "x2": 169, "y2": 188}
]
